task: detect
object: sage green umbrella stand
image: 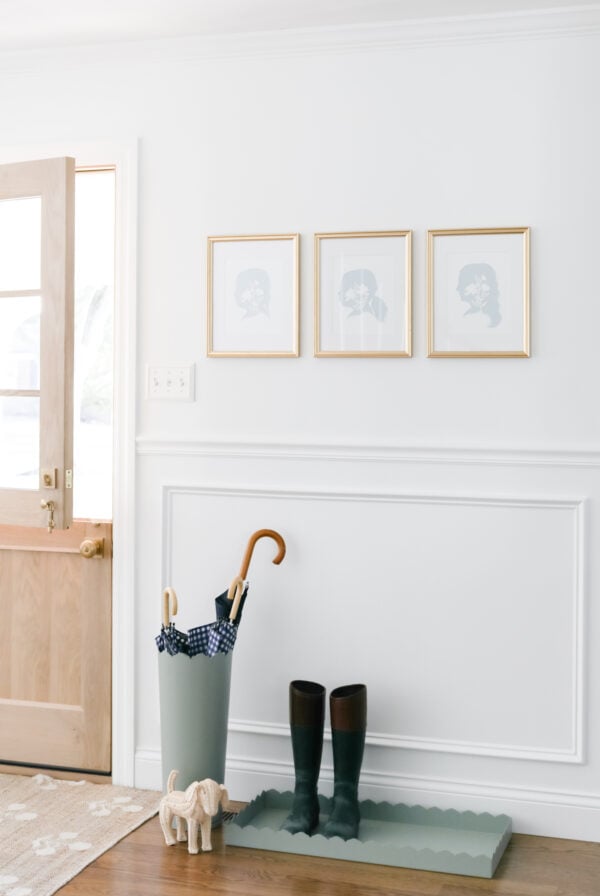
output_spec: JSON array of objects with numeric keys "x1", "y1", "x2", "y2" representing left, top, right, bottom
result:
[
  {"x1": 158, "y1": 651, "x2": 232, "y2": 826},
  {"x1": 156, "y1": 582, "x2": 242, "y2": 801}
]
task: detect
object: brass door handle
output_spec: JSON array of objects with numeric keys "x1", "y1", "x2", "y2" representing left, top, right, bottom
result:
[{"x1": 80, "y1": 538, "x2": 104, "y2": 559}]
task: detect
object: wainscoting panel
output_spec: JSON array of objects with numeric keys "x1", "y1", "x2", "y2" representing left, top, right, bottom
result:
[
  {"x1": 134, "y1": 440, "x2": 599, "y2": 838},
  {"x1": 163, "y1": 484, "x2": 584, "y2": 763}
]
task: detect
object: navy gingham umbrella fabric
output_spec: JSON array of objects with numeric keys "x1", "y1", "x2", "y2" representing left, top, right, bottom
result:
[
  {"x1": 156, "y1": 616, "x2": 239, "y2": 659},
  {"x1": 188, "y1": 619, "x2": 238, "y2": 658},
  {"x1": 155, "y1": 623, "x2": 189, "y2": 656},
  {"x1": 157, "y1": 576, "x2": 250, "y2": 659},
  {"x1": 156, "y1": 620, "x2": 237, "y2": 658}
]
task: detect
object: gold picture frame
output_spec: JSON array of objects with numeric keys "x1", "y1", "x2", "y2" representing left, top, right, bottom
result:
[
  {"x1": 207, "y1": 233, "x2": 299, "y2": 357},
  {"x1": 427, "y1": 227, "x2": 530, "y2": 358},
  {"x1": 314, "y1": 230, "x2": 412, "y2": 357}
]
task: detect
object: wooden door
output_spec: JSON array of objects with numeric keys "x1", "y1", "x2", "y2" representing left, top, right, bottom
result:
[{"x1": 0, "y1": 519, "x2": 112, "y2": 772}]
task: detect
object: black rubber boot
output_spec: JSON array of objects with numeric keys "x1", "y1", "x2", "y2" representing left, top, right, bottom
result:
[
  {"x1": 323, "y1": 683, "x2": 367, "y2": 840},
  {"x1": 281, "y1": 680, "x2": 325, "y2": 835}
]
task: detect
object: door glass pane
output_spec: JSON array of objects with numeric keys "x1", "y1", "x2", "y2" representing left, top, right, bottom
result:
[
  {"x1": 0, "y1": 196, "x2": 41, "y2": 292},
  {"x1": 0, "y1": 296, "x2": 41, "y2": 390},
  {"x1": 0, "y1": 396, "x2": 40, "y2": 489},
  {"x1": 73, "y1": 169, "x2": 115, "y2": 520}
]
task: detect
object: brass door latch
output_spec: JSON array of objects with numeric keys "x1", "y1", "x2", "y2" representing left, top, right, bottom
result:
[{"x1": 40, "y1": 500, "x2": 55, "y2": 533}]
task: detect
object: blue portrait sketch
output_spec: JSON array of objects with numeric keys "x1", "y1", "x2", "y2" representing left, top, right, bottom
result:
[
  {"x1": 235, "y1": 268, "x2": 270, "y2": 318},
  {"x1": 338, "y1": 268, "x2": 387, "y2": 322},
  {"x1": 457, "y1": 263, "x2": 501, "y2": 328}
]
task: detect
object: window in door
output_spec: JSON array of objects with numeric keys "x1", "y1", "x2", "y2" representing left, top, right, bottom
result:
[{"x1": 0, "y1": 194, "x2": 42, "y2": 491}]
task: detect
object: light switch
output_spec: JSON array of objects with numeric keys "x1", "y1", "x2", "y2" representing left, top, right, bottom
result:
[{"x1": 146, "y1": 364, "x2": 195, "y2": 400}]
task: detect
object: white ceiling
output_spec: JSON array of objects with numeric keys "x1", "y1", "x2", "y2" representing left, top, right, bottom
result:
[{"x1": 0, "y1": 0, "x2": 585, "y2": 52}]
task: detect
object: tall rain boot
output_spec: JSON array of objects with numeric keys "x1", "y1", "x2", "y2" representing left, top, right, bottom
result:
[
  {"x1": 281, "y1": 680, "x2": 325, "y2": 835},
  {"x1": 323, "y1": 683, "x2": 367, "y2": 840}
]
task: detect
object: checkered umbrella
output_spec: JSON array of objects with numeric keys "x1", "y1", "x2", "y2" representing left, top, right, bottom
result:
[
  {"x1": 188, "y1": 576, "x2": 245, "y2": 658},
  {"x1": 214, "y1": 528, "x2": 285, "y2": 628},
  {"x1": 156, "y1": 529, "x2": 286, "y2": 660},
  {"x1": 155, "y1": 588, "x2": 189, "y2": 656},
  {"x1": 155, "y1": 579, "x2": 245, "y2": 659}
]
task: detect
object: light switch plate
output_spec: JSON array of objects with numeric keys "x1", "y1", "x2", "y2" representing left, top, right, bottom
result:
[{"x1": 146, "y1": 364, "x2": 195, "y2": 400}]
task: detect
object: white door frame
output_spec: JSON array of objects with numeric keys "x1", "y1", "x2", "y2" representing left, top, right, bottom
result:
[
  {"x1": 0, "y1": 139, "x2": 138, "y2": 785},
  {"x1": 106, "y1": 138, "x2": 138, "y2": 786}
]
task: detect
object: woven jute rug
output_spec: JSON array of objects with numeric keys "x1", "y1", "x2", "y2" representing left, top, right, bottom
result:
[{"x1": 0, "y1": 772, "x2": 160, "y2": 896}]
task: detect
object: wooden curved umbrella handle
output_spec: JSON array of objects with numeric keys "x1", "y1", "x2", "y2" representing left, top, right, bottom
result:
[
  {"x1": 239, "y1": 529, "x2": 286, "y2": 579},
  {"x1": 227, "y1": 575, "x2": 246, "y2": 622},
  {"x1": 162, "y1": 587, "x2": 178, "y2": 628}
]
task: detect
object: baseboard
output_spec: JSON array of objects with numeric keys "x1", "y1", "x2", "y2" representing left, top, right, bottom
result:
[
  {"x1": 135, "y1": 748, "x2": 600, "y2": 842},
  {"x1": 0, "y1": 762, "x2": 111, "y2": 785}
]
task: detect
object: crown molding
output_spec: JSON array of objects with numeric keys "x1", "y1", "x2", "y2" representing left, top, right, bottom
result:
[{"x1": 1, "y1": 5, "x2": 599, "y2": 75}]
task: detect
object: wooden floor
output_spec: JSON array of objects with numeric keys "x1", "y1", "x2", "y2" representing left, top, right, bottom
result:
[{"x1": 58, "y1": 812, "x2": 600, "y2": 896}]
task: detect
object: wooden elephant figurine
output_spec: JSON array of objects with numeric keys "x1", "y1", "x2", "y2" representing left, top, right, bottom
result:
[{"x1": 159, "y1": 769, "x2": 230, "y2": 854}]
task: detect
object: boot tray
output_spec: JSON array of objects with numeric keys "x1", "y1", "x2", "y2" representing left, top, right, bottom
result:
[{"x1": 224, "y1": 789, "x2": 511, "y2": 879}]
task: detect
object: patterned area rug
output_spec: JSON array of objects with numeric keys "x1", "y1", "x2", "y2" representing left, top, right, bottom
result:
[{"x1": 0, "y1": 773, "x2": 159, "y2": 896}]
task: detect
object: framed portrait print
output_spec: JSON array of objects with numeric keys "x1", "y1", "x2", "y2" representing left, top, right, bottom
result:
[
  {"x1": 427, "y1": 227, "x2": 530, "y2": 357},
  {"x1": 207, "y1": 233, "x2": 299, "y2": 357},
  {"x1": 314, "y1": 230, "x2": 412, "y2": 357}
]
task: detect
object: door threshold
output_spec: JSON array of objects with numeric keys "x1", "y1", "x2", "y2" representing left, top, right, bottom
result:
[{"x1": 0, "y1": 761, "x2": 111, "y2": 785}]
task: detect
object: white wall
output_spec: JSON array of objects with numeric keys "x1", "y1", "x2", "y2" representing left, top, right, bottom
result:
[{"x1": 2, "y1": 8, "x2": 599, "y2": 839}]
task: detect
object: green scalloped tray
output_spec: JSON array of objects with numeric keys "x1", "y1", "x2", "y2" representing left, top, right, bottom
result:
[{"x1": 225, "y1": 790, "x2": 511, "y2": 878}]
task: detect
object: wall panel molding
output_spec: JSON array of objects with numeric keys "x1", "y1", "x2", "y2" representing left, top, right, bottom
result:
[
  {"x1": 163, "y1": 484, "x2": 587, "y2": 764},
  {"x1": 227, "y1": 717, "x2": 581, "y2": 764}
]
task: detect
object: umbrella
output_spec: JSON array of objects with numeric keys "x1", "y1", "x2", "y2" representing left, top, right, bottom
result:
[
  {"x1": 156, "y1": 529, "x2": 287, "y2": 658},
  {"x1": 214, "y1": 528, "x2": 286, "y2": 625},
  {"x1": 155, "y1": 587, "x2": 189, "y2": 656},
  {"x1": 188, "y1": 576, "x2": 245, "y2": 658},
  {"x1": 157, "y1": 577, "x2": 245, "y2": 659}
]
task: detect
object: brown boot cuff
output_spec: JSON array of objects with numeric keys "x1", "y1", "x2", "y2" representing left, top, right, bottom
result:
[{"x1": 329, "y1": 683, "x2": 367, "y2": 732}]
